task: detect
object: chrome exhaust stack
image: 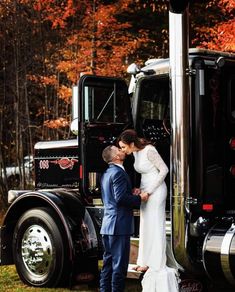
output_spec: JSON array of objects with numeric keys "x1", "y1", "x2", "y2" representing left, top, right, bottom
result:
[{"x1": 169, "y1": 1, "x2": 194, "y2": 271}]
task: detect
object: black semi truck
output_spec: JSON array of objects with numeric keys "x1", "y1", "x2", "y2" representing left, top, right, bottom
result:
[{"x1": 0, "y1": 1, "x2": 235, "y2": 291}]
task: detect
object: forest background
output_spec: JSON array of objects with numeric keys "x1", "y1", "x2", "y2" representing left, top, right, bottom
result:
[{"x1": 0, "y1": 0, "x2": 234, "y2": 210}]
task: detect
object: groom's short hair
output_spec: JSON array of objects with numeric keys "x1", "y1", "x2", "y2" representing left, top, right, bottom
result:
[{"x1": 102, "y1": 145, "x2": 117, "y2": 163}]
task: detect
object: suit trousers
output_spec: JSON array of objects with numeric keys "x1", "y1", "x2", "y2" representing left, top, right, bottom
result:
[{"x1": 100, "y1": 234, "x2": 130, "y2": 292}]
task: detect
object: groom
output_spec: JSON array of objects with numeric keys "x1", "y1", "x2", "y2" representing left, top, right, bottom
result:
[{"x1": 99, "y1": 145, "x2": 148, "y2": 292}]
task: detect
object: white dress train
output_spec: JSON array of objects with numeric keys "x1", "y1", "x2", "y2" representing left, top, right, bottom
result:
[{"x1": 133, "y1": 144, "x2": 179, "y2": 292}]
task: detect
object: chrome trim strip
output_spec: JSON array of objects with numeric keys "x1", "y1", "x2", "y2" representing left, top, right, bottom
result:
[
  {"x1": 71, "y1": 86, "x2": 79, "y2": 135},
  {"x1": 201, "y1": 227, "x2": 213, "y2": 280},
  {"x1": 34, "y1": 139, "x2": 78, "y2": 149},
  {"x1": 199, "y1": 69, "x2": 205, "y2": 95},
  {"x1": 221, "y1": 224, "x2": 235, "y2": 286}
]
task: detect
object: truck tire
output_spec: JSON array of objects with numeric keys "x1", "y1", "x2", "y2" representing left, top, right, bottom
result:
[{"x1": 12, "y1": 207, "x2": 70, "y2": 287}]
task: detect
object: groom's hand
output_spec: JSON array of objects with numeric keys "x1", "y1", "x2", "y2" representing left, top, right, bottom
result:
[{"x1": 132, "y1": 188, "x2": 141, "y2": 195}]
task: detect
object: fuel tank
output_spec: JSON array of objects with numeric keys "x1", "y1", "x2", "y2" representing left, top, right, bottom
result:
[{"x1": 203, "y1": 220, "x2": 235, "y2": 287}]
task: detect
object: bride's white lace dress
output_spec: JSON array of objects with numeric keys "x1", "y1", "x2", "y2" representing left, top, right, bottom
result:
[{"x1": 133, "y1": 144, "x2": 179, "y2": 292}]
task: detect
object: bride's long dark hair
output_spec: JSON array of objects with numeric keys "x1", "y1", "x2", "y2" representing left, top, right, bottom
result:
[{"x1": 117, "y1": 129, "x2": 151, "y2": 150}]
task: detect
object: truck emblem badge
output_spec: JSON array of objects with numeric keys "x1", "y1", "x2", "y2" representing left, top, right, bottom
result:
[
  {"x1": 50, "y1": 158, "x2": 78, "y2": 170},
  {"x1": 179, "y1": 279, "x2": 203, "y2": 292}
]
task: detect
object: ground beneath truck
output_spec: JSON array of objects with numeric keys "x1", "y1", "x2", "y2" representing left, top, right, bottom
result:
[{"x1": 0, "y1": 265, "x2": 142, "y2": 291}]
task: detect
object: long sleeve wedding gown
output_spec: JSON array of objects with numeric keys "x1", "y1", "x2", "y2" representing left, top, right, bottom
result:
[{"x1": 133, "y1": 144, "x2": 179, "y2": 292}]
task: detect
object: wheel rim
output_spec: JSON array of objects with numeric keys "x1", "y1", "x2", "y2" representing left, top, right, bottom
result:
[{"x1": 21, "y1": 224, "x2": 54, "y2": 278}]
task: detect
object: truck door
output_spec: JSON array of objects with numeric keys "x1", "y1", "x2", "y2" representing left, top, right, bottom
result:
[
  {"x1": 132, "y1": 76, "x2": 171, "y2": 208},
  {"x1": 192, "y1": 60, "x2": 235, "y2": 215},
  {"x1": 77, "y1": 75, "x2": 132, "y2": 203}
]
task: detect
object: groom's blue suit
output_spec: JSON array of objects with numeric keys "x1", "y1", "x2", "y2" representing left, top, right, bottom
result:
[{"x1": 100, "y1": 163, "x2": 141, "y2": 292}]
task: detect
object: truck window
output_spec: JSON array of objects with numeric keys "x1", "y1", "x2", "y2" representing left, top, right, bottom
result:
[
  {"x1": 136, "y1": 77, "x2": 170, "y2": 146},
  {"x1": 139, "y1": 78, "x2": 169, "y2": 121},
  {"x1": 202, "y1": 69, "x2": 225, "y2": 166},
  {"x1": 83, "y1": 81, "x2": 130, "y2": 123}
]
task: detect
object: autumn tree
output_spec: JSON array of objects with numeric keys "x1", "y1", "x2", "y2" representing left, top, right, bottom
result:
[
  {"x1": 0, "y1": 0, "x2": 234, "y2": 208},
  {"x1": 0, "y1": 0, "x2": 38, "y2": 190},
  {"x1": 190, "y1": 0, "x2": 235, "y2": 52},
  {"x1": 35, "y1": 0, "x2": 169, "y2": 128},
  {"x1": 0, "y1": 0, "x2": 73, "y2": 196}
]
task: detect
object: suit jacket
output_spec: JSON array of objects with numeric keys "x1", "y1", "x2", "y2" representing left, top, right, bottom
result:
[{"x1": 100, "y1": 163, "x2": 141, "y2": 235}]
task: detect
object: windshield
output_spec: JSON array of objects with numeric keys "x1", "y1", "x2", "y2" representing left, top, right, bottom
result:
[{"x1": 138, "y1": 77, "x2": 169, "y2": 120}]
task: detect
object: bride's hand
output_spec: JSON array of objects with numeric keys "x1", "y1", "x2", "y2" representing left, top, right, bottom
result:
[{"x1": 140, "y1": 191, "x2": 149, "y2": 202}]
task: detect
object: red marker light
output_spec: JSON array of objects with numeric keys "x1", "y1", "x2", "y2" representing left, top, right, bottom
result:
[
  {"x1": 80, "y1": 165, "x2": 83, "y2": 179},
  {"x1": 230, "y1": 165, "x2": 235, "y2": 177},
  {"x1": 229, "y1": 138, "x2": 235, "y2": 150},
  {"x1": 202, "y1": 204, "x2": 213, "y2": 212},
  {"x1": 98, "y1": 136, "x2": 105, "y2": 142}
]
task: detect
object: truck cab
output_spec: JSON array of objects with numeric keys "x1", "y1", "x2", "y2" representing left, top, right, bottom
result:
[{"x1": 1, "y1": 46, "x2": 234, "y2": 291}]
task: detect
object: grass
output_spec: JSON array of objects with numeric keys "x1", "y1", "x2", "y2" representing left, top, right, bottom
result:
[
  {"x1": 0, "y1": 265, "x2": 142, "y2": 292},
  {"x1": 0, "y1": 266, "x2": 76, "y2": 292}
]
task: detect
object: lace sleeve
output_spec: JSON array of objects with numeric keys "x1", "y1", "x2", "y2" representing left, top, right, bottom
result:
[{"x1": 146, "y1": 148, "x2": 169, "y2": 194}]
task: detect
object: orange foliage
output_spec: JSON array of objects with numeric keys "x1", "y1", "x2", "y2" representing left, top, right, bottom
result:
[
  {"x1": 20, "y1": 0, "x2": 234, "y2": 131},
  {"x1": 58, "y1": 85, "x2": 72, "y2": 104},
  {"x1": 27, "y1": 74, "x2": 57, "y2": 86},
  {"x1": 32, "y1": 0, "x2": 77, "y2": 28},
  {"x1": 54, "y1": 0, "x2": 153, "y2": 79},
  {"x1": 44, "y1": 118, "x2": 69, "y2": 128},
  {"x1": 193, "y1": 0, "x2": 235, "y2": 53},
  {"x1": 218, "y1": 0, "x2": 235, "y2": 13},
  {"x1": 199, "y1": 20, "x2": 235, "y2": 52}
]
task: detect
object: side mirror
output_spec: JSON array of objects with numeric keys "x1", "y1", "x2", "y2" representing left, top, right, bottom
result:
[
  {"x1": 127, "y1": 63, "x2": 140, "y2": 75},
  {"x1": 71, "y1": 85, "x2": 79, "y2": 135}
]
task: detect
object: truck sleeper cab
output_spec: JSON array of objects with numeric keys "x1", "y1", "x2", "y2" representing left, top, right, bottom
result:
[{"x1": 130, "y1": 49, "x2": 235, "y2": 289}]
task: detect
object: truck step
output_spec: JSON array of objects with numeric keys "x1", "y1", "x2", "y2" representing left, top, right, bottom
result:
[{"x1": 127, "y1": 264, "x2": 143, "y2": 279}]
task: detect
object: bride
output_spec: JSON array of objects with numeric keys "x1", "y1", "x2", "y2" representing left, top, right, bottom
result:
[{"x1": 118, "y1": 129, "x2": 179, "y2": 292}]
